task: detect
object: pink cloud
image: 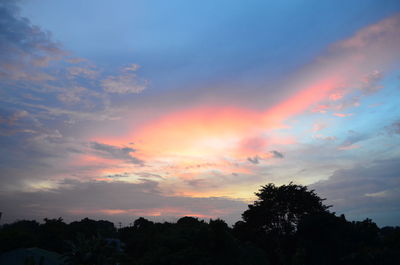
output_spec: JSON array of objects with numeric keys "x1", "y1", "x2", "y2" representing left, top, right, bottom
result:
[
  {"x1": 329, "y1": 92, "x2": 344, "y2": 101},
  {"x1": 312, "y1": 123, "x2": 327, "y2": 132},
  {"x1": 333, "y1": 113, "x2": 353, "y2": 117},
  {"x1": 85, "y1": 14, "x2": 400, "y2": 198}
]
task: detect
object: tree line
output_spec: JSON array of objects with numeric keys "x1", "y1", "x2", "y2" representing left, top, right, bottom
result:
[{"x1": 0, "y1": 183, "x2": 399, "y2": 265}]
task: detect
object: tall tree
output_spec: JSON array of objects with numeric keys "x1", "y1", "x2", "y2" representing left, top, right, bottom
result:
[
  {"x1": 234, "y1": 182, "x2": 330, "y2": 265},
  {"x1": 240, "y1": 182, "x2": 330, "y2": 235}
]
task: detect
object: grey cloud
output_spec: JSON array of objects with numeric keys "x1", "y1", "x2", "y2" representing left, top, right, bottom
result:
[
  {"x1": 107, "y1": 172, "x2": 131, "y2": 178},
  {"x1": 247, "y1": 150, "x2": 284, "y2": 164},
  {"x1": 173, "y1": 170, "x2": 266, "y2": 196},
  {"x1": 89, "y1": 142, "x2": 143, "y2": 165},
  {"x1": 386, "y1": 120, "x2": 400, "y2": 135},
  {"x1": 0, "y1": 0, "x2": 147, "y2": 128},
  {"x1": 0, "y1": 109, "x2": 28, "y2": 126},
  {"x1": 338, "y1": 130, "x2": 367, "y2": 149},
  {"x1": 0, "y1": 130, "x2": 145, "y2": 191},
  {"x1": 311, "y1": 158, "x2": 400, "y2": 226},
  {"x1": 0, "y1": 1, "x2": 64, "y2": 81},
  {"x1": 360, "y1": 70, "x2": 384, "y2": 94},
  {"x1": 270, "y1": 150, "x2": 284, "y2": 158},
  {"x1": 0, "y1": 179, "x2": 247, "y2": 225},
  {"x1": 313, "y1": 134, "x2": 337, "y2": 141},
  {"x1": 0, "y1": 107, "x2": 44, "y2": 136},
  {"x1": 185, "y1": 178, "x2": 216, "y2": 189},
  {"x1": 0, "y1": 129, "x2": 70, "y2": 190},
  {"x1": 344, "y1": 130, "x2": 365, "y2": 144},
  {"x1": 136, "y1": 172, "x2": 164, "y2": 179},
  {"x1": 19, "y1": 102, "x2": 124, "y2": 123},
  {"x1": 106, "y1": 172, "x2": 163, "y2": 180},
  {"x1": 247, "y1": 155, "x2": 260, "y2": 164}
]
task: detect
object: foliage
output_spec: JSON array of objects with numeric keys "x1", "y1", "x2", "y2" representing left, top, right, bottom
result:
[
  {"x1": 118, "y1": 216, "x2": 268, "y2": 265},
  {"x1": 241, "y1": 182, "x2": 330, "y2": 235},
  {"x1": 63, "y1": 234, "x2": 121, "y2": 265}
]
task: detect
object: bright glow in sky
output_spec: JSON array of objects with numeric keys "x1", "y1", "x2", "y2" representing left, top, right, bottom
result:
[{"x1": 0, "y1": 0, "x2": 400, "y2": 226}]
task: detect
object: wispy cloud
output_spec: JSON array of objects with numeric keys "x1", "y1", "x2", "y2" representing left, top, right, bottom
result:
[
  {"x1": 333, "y1": 113, "x2": 353, "y2": 117},
  {"x1": 0, "y1": 1, "x2": 64, "y2": 81},
  {"x1": 101, "y1": 65, "x2": 147, "y2": 94}
]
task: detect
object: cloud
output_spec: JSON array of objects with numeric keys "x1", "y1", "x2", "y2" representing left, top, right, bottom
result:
[
  {"x1": 67, "y1": 66, "x2": 98, "y2": 79},
  {"x1": 311, "y1": 158, "x2": 400, "y2": 226},
  {"x1": 0, "y1": 1, "x2": 64, "y2": 81},
  {"x1": 247, "y1": 155, "x2": 260, "y2": 164},
  {"x1": 312, "y1": 123, "x2": 327, "y2": 132},
  {"x1": 57, "y1": 86, "x2": 87, "y2": 104},
  {"x1": 333, "y1": 14, "x2": 400, "y2": 51},
  {"x1": 359, "y1": 70, "x2": 384, "y2": 94},
  {"x1": 313, "y1": 134, "x2": 337, "y2": 141},
  {"x1": 123, "y1": 64, "x2": 140, "y2": 72},
  {"x1": 94, "y1": 14, "x2": 400, "y2": 172},
  {"x1": 247, "y1": 150, "x2": 284, "y2": 164},
  {"x1": 270, "y1": 150, "x2": 284, "y2": 158},
  {"x1": 0, "y1": 179, "x2": 247, "y2": 225},
  {"x1": 303, "y1": 15, "x2": 400, "y2": 115},
  {"x1": 0, "y1": 130, "x2": 147, "y2": 193},
  {"x1": 337, "y1": 130, "x2": 366, "y2": 150},
  {"x1": 65, "y1": 57, "x2": 88, "y2": 64},
  {"x1": 89, "y1": 142, "x2": 143, "y2": 165},
  {"x1": 1, "y1": 6, "x2": 400, "y2": 226},
  {"x1": 337, "y1": 144, "x2": 360, "y2": 151},
  {"x1": 0, "y1": 108, "x2": 42, "y2": 136},
  {"x1": 333, "y1": 113, "x2": 353, "y2": 117},
  {"x1": 329, "y1": 92, "x2": 344, "y2": 101},
  {"x1": 18, "y1": 102, "x2": 124, "y2": 123},
  {"x1": 0, "y1": 110, "x2": 28, "y2": 126},
  {"x1": 386, "y1": 120, "x2": 400, "y2": 135},
  {"x1": 0, "y1": 0, "x2": 149, "y2": 129},
  {"x1": 101, "y1": 70, "x2": 147, "y2": 94}
]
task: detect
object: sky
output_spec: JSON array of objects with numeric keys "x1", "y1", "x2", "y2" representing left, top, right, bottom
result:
[{"x1": 0, "y1": 0, "x2": 400, "y2": 226}]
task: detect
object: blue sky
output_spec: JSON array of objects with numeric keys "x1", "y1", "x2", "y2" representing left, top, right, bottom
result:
[{"x1": 0, "y1": 0, "x2": 399, "y2": 226}]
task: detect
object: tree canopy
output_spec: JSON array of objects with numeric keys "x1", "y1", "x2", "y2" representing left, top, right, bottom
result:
[{"x1": 240, "y1": 182, "x2": 330, "y2": 235}]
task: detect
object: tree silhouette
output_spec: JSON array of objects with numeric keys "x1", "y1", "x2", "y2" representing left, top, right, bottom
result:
[
  {"x1": 239, "y1": 182, "x2": 330, "y2": 235},
  {"x1": 234, "y1": 182, "x2": 330, "y2": 265},
  {"x1": 63, "y1": 234, "x2": 120, "y2": 265}
]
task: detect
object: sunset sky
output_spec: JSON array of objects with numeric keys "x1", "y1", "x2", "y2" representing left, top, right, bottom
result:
[{"x1": 0, "y1": 0, "x2": 400, "y2": 226}]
